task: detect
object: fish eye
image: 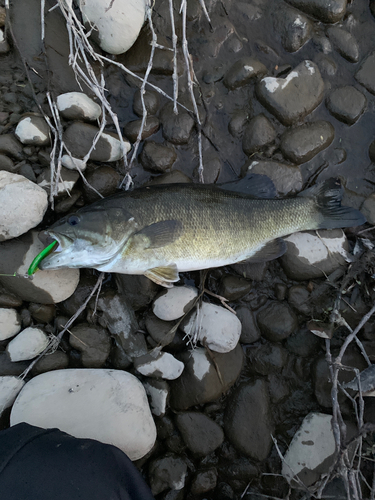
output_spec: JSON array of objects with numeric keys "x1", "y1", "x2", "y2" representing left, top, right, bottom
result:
[{"x1": 68, "y1": 215, "x2": 80, "y2": 226}]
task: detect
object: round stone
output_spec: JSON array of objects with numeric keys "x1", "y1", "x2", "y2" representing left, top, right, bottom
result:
[
  {"x1": 257, "y1": 301, "x2": 298, "y2": 341},
  {"x1": 153, "y1": 286, "x2": 198, "y2": 321},
  {"x1": 0, "y1": 308, "x2": 21, "y2": 341},
  {"x1": 15, "y1": 114, "x2": 50, "y2": 146},
  {"x1": 326, "y1": 86, "x2": 366, "y2": 125},
  {"x1": 57, "y1": 92, "x2": 101, "y2": 121},
  {"x1": 242, "y1": 114, "x2": 276, "y2": 155},
  {"x1": 6, "y1": 327, "x2": 49, "y2": 362}
]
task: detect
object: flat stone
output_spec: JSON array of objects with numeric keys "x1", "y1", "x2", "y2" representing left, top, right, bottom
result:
[
  {"x1": 175, "y1": 412, "x2": 224, "y2": 456},
  {"x1": 153, "y1": 286, "x2": 198, "y2": 321},
  {"x1": 124, "y1": 116, "x2": 160, "y2": 142},
  {"x1": 31, "y1": 351, "x2": 69, "y2": 375},
  {"x1": 57, "y1": 92, "x2": 101, "y2": 121},
  {"x1": 69, "y1": 323, "x2": 111, "y2": 368},
  {"x1": 256, "y1": 60, "x2": 325, "y2": 126},
  {"x1": 243, "y1": 159, "x2": 303, "y2": 195},
  {"x1": 282, "y1": 413, "x2": 336, "y2": 487},
  {"x1": 280, "y1": 229, "x2": 349, "y2": 280},
  {"x1": 224, "y1": 380, "x2": 274, "y2": 461},
  {"x1": 143, "y1": 379, "x2": 169, "y2": 416},
  {"x1": 273, "y1": 5, "x2": 313, "y2": 53},
  {"x1": 15, "y1": 114, "x2": 50, "y2": 146},
  {"x1": 223, "y1": 57, "x2": 267, "y2": 90},
  {"x1": 0, "y1": 376, "x2": 25, "y2": 416},
  {"x1": 0, "y1": 171, "x2": 48, "y2": 241},
  {"x1": 285, "y1": 0, "x2": 347, "y2": 23},
  {"x1": 134, "y1": 350, "x2": 184, "y2": 380},
  {"x1": 280, "y1": 121, "x2": 334, "y2": 164},
  {"x1": 140, "y1": 141, "x2": 177, "y2": 172},
  {"x1": 219, "y1": 275, "x2": 252, "y2": 301},
  {"x1": 11, "y1": 369, "x2": 156, "y2": 460},
  {"x1": 257, "y1": 301, "x2": 298, "y2": 341},
  {"x1": 6, "y1": 327, "x2": 49, "y2": 362},
  {"x1": 327, "y1": 26, "x2": 359, "y2": 63},
  {"x1": 0, "y1": 308, "x2": 21, "y2": 341},
  {"x1": 356, "y1": 52, "x2": 375, "y2": 95},
  {"x1": 242, "y1": 114, "x2": 276, "y2": 155},
  {"x1": 326, "y1": 86, "x2": 367, "y2": 124}
]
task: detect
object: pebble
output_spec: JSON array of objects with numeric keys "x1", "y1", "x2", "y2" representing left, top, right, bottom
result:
[
  {"x1": 181, "y1": 302, "x2": 242, "y2": 353},
  {"x1": 124, "y1": 116, "x2": 160, "y2": 142},
  {"x1": 11, "y1": 369, "x2": 156, "y2": 460},
  {"x1": 56, "y1": 92, "x2": 101, "y2": 121},
  {"x1": 231, "y1": 261, "x2": 267, "y2": 282},
  {"x1": 0, "y1": 376, "x2": 25, "y2": 416},
  {"x1": 133, "y1": 89, "x2": 160, "y2": 116},
  {"x1": 224, "y1": 379, "x2": 274, "y2": 461},
  {"x1": 282, "y1": 413, "x2": 336, "y2": 487},
  {"x1": 288, "y1": 285, "x2": 312, "y2": 315},
  {"x1": 315, "y1": 53, "x2": 337, "y2": 76},
  {"x1": 257, "y1": 301, "x2": 298, "y2": 341},
  {"x1": 0, "y1": 171, "x2": 48, "y2": 241},
  {"x1": 0, "y1": 308, "x2": 21, "y2": 341},
  {"x1": 134, "y1": 349, "x2": 184, "y2": 380},
  {"x1": 69, "y1": 323, "x2": 111, "y2": 368},
  {"x1": 31, "y1": 351, "x2": 69, "y2": 375},
  {"x1": 37, "y1": 167, "x2": 79, "y2": 197},
  {"x1": 219, "y1": 275, "x2": 251, "y2": 301},
  {"x1": 153, "y1": 286, "x2": 198, "y2": 321},
  {"x1": 175, "y1": 412, "x2": 224, "y2": 456},
  {"x1": 140, "y1": 141, "x2": 177, "y2": 173},
  {"x1": 273, "y1": 5, "x2": 313, "y2": 53},
  {"x1": 6, "y1": 327, "x2": 49, "y2": 362},
  {"x1": 0, "y1": 352, "x2": 29, "y2": 377},
  {"x1": 0, "y1": 230, "x2": 80, "y2": 304},
  {"x1": 160, "y1": 102, "x2": 195, "y2": 145},
  {"x1": 15, "y1": 114, "x2": 50, "y2": 146},
  {"x1": 280, "y1": 121, "x2": 334, "y2": 164},
  {"x1": 145, "y1": 311, "x2": 175, "y2": 346},
  {"x1": 54, "y1": 190, "x2": 82, "y2": 214},
  {"x1": 285, "y1": 327, "x2": 321, "y2": 357},
  {"x1": 169, "y1": 345, "x2": 243, "y2": 410},
  {"x1": 148, "y1": 453, "x2": 188, "y2": 495},
  {"x1": 0, "y1": 290, "x2": 22, "y2": 308},
  {"x1": 280, "y1": 229, "x2": 349, "y2": 280},
  {"x1": 81, "y1": 165, "x2": 120, "y2": 203},
  {"x1": 326, "y1": 86, "x2": 367, "y2": 125},
  {"x1": 236, "y1": 305, "x2": 261, "y2": 343},
  {"x1": 243, "y1": 160, "x2": 303, "y2": 195},
  {"x1": 361, "y1": 193, "x2": 375, "y2": 224},
  {"x1": 143, "y1": 379, "x2": 169, "y2": 416},
  {"x1": 28, "y1": 303, "x2": 55, "y2": 323},
  {"x1": 194, "y1": 157, "x2": 221, "y2": 183},
  {"x1": 247, "y1": 343, "x2": 289, "y2": 375},
  {"x1": 356, "y1": 52, "x2": 375, "y2": 95},
  {"x1": 256, "y1": 60, "x2": 325, "y2": 126},
  {"x1": 223, "y1": 57, "x2": 267, "y2": 90},
  {"x1": 147, "y1": 169, "x2": 192, "y2": 185},
  {"x1": 0, "y1": 134, "x2": 23, "y2": 160},
  {"x1": 327, "y1": 26, "x2": 359, "y2": 63},
  {"x1": 285, "y1": 0, "x2": 347, "y2": 23},
  {"x1": 0, "y1": 154, "x2": 16, "y2": 173},
  {"x1": 78, "y1": 0, "x2": 147, "y2": 54},
  {"x1": 116, "y1": 274, "x2": 159, "y2": 311},
  {"x1": 190, "y1": 469, "x2": 218, "y2": 495},
  {"x1": 228, "y1": 109, "x2": 250, "y2": 138},
  {"x1": 61, "y1": 155, "x2": 87, "y2": 172},
  {"x1": 63, "y1": 122, "x2": 131, "y2": 161},
  {"x1": 242, "y1": 114, "x2": 276, "y2": 155}
]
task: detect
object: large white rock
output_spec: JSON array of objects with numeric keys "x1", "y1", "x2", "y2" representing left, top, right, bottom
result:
[
  {"x1": 78, "y1": 0, "x2": 148, "y2": 55},
  {"x1": 182, "y1": 302, "x2": 242, "y2": 353},
  {"x1": 15, "y1": 115, "x2": 50, "y2": 146},
  {"x1": 57, "y1": 92, "x2": 101, "y2": 121},
  {"x1": 6, "y1": 327, "x2": 49, "y2": 362},
  {"x1": 134, "y1": 350, "x2": 184, "y2": 380},
  {"x1": 11, "y1": 369, "x2": 156, "y2": 461},
  {"x1": 0, "y1": 308, "x2": 21, "y2": 341},
  {"x1": 0, "y1": 376, "x2": 25, "y2": 416},
  {"x1": 0, "y1": 172, "x2": 48, "y2": 241},
  {"x1": 282, "y1": 412, "x2": 336, "y2": 487},
  {"x1": 153, "y1": 286, "x2": 198, "y2": 321}
]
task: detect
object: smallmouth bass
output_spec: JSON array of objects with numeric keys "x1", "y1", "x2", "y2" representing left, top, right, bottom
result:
[{"x1": 37, "y1": 178, "x2": 366, "y2": 287}]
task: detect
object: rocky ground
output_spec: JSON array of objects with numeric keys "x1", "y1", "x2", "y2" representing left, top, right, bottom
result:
[{"x1": 0, "y1": 0, "x2": 375, "y2": 499}]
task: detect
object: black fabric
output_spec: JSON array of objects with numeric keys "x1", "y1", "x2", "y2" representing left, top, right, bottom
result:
[{"x1": 0, "y1": 423, "x2": 155, "y2": 500}]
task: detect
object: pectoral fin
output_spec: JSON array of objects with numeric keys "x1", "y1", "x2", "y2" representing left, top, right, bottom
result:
[
  {"x1": 144, "y1": 264, "x2": 180, "y2": 287},
  {"x1": 240, "y1": 238, "x2": 287, "y2": 264},
  {"x1": 133, "y1": 220, "x2": 183, "y2": 249}
]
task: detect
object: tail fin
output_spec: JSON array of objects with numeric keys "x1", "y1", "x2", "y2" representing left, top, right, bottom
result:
[{"x1": 298, "y1": 178, "x2": 366, "y2": 229}]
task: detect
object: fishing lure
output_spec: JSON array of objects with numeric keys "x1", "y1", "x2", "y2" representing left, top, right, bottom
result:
[{"x1": 27, "y1": 240, "x2": 58, "y2": 276}]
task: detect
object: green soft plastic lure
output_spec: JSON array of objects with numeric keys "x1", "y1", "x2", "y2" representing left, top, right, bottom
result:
[{"x1": 27, "y1": 240, "x2": 58, "y2": 276}]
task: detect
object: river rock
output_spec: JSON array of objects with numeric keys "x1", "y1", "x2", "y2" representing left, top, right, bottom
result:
[
  {"x1": 37, "y1": 167, "x2": 79, "y2": 196},
  {"x1": 0, "y1": 134, "x2": 23, "y2": 160},
  {"x1": 356, "y1": 52, "x2": 375, "y2": 95},
  {"x1": 224, "y1": 379, "x2": 274, "y2": 461},
  {"x1": 243, "y1": 159, "x2": 303, "y2": 195},
  {"x1": 285, "y1": 327, "x2": 321, "y2": 357},
  {"x1": 31, "y1": 351, "x2": 69, "y2": 375},
  {"x1": 145, "y1": 312, "x2": 175, "y2": 346},
  {"x1": 191, "y1": 469, "x2": 218, "y2": 495},
  {"x1": 61, "y1": 155, "x2": 87, "y2": 172},
  {"x1": 220, "y1": 275, "x2": 252, "y2": 301},
  {"x1": 280, "y1": 121, "x2": 334, "y2": 164},
  {"x1": 361, "y1": 193, "x2": 375, "y2": 224},
  {"x1": 247, "y1": 343, "x2": 289, "y2": 375},
  {"x1": 124, "y1": 116, "x2": 160, "y2": 143},
  {"x1": 15, "y1": 114, "x2": 50, "y2": 146},
  {"x1": 63, "y1": 122, "x2": 130, "y2": 161},
  {"x1": 236, "y1": 305, "x2": 261, "y2": 343},
  {"x1": 143, "y1": 379, "x2": 169, "y2": 416},
  {"x1": 140, "y1": 141, "x2": 177, "y2": 173},
  {"x1": 160, "y1": 102, "x2": 195, "y2": 145},
  {"x1": 288, "y1": 285, "x2": 312, "y2": 315},
  {"x1": 0, "y1": 376, "x2": 25, "y2": 416},
  {"x1": 0, "y1": 231, "x2": 80, "y2": 304},
  {"x1": 0, "y1": 308, "x2": 21, "y2": 341},
  {"x1": 326, "y1": 86, "x2": 367, "y2": 125},
  {"x1": 78, "y1": 0, "x2": 147, "y2": 55},
  {"x1": 81, "y1": 165, "x2": 120, "y2": 203},
  {"x1": 175, "y1": 412, "x2": 224, "y2": 456},
  {"x1": 181, "y1": 302, "x2": 242, "y2": 353},
  {"x1": 69, "y1": 323, "x2": 111, "y2": 368},
  {"x1": 133, "y1": 89, "x2": 160, "y2": 116},
  {"x1": 223, "y1": 57, "x2": 267, "y2": 90},
  {"x1": 0, "y1": 171, "x2": 48, "y2": 241},
  {"x1": 257, "y1": 301, "x2": 298, "y2": 341},
  {"x1": 0, "y1": 154, "x2": 16, "y2": 173},
  {"x1": 282, "y1": 413, "x2": 336, "y2": 487},
  {"x1": 116, "y1": 274, "x2": 159, "y2": 311},
  {"x1": 29, "y1": 303, "x2": 55, "y2": 323},
  {"x1": 280, "y1": 229, "x2": 349, "y2": 280},
  {"x1": 0, "y1": 28, "x2": 9, "y2": 54},
  {"x1": 229, "y1": 110, "x2": 250, "y2": 138},
  {"x1": 134, "y1": 350, "x2": 184, "y2": 380},
  {"x1": 153, "y1": 286, "x2": 197, "y2": 321},
  {"x1": 256, "y1": 60, "x2": 325, "y2": 126},
  {"x1": 57, "y1": 92, "x2": 101, "y2": 121},
  {"x1": 273, "y1": 5, "x2": 313, "y2": 53},
  {"x1": 0, "y1": 352, "x2": 29, "y2": 377},
  {"x1": 285, "y1": 0, "x2": 347, "y2": 23},
  {"x1": 327, "y1": 26, "x2": 359, "y2": 63},
  {"x1": 6, "y1": 327, "x2": 49, "y2": 362},
  {"x1": 242, "y1": 114, "x2": 276, "y2": 155},
  {"x1": 169, "y1": 345, "x2": 243, "y2": 410},
  {"x1": 11, "y1": 369, "x2": 156, "y2": 460},
  {"x1": 148, "y1": 453, "x2": 188, "y2": 495}
]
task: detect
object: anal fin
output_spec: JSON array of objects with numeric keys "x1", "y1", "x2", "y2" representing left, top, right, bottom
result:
[
  {"x1": 240, "y1": 238, "x2": 287, "y2": 264},
  {"x1": 144, "y1": 264, "x2": 180, "y2": 288}
]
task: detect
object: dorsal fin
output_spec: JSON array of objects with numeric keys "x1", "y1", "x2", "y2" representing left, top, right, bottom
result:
[{"x1": 219, "y1": 174, "x2": 276, "y2": 199}]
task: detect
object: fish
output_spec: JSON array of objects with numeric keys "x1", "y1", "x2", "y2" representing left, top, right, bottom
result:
[{"x1": 37, "y1": 177, "x2": 366, "y2": 287}]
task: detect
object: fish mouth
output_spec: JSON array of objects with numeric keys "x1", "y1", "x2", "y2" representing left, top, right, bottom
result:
[{"x1": 37, "y1": 231, "x2": 74, "y2": 270}]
